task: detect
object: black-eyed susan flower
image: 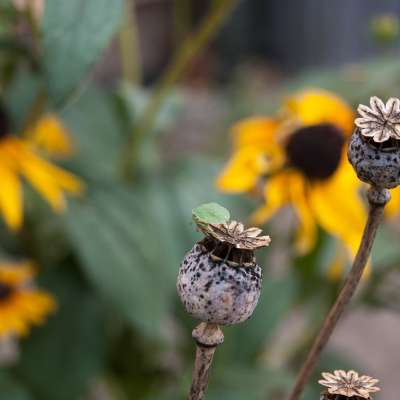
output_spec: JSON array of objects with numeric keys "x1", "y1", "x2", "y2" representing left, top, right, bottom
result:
[
  {"x1": 217, "y1": 89, "x2": 366, "y2": 268},
  {"x1": 0, "y1": 106, "x2": 83, "y2": 230},
  {"x1": 0, "y1": 261, "x2": 56, "y2": 338}
]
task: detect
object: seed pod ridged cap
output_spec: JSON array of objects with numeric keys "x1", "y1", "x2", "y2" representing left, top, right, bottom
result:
[{"x1": 319, "y1": 370, "x2": 380, "y2": 400}]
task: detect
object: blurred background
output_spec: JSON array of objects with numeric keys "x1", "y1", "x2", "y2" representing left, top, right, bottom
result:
[{"x1": 1, "y1": 0, "x2": 400, "y2": 399}]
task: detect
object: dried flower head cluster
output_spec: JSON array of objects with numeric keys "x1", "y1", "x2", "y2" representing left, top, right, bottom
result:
[
  {"x1": 355, "y1": 96, "x2": 400, "y2": 143},
  {"x1": 319, "y1": 370, "x2": 380, "y2": 399},
  {"x1": 198, "y1": 220, "x2": 271, "y2": 250}
]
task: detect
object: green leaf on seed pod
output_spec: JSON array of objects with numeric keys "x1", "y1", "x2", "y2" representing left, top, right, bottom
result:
[{"x1": 192, "y1": 202, "x2": 230, "y2": 226}]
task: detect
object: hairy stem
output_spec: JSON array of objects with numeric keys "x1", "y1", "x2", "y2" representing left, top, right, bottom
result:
[
  {"x1": 286, "y1": 186, "x2": 390, "y2": 400},
  {"x1": 188, "y1": 322, "x2": 224, "y2": 400},
  {"x1": 121, "y1": 0, "x2": 238, "y2": 179}
]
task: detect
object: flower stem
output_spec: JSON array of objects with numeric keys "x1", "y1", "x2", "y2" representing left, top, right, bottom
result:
[
  {"x1": 188, "y1": 322, "x2": 224, "y2": 400},
  {"x1": 286, "y1": 186, "x2": 390, "y2": 400},
  {"x1": 119, "y1": 0, "x2": 142, "y2": 86},
  {"x1": 121, "y1": 0, "x2": 238, "y2": 180}
]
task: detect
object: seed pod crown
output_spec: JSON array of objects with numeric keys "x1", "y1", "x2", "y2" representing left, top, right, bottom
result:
[
  {"x1": 197, "y1": 219, "x2": 271, "y2": 250},
  {"x1": 319, "y1": 370, "x2": 380, "y2": 400}
]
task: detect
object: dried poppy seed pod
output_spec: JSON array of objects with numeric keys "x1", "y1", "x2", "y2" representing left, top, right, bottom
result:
[
  {"x1": 348, "y1": 96, "x2": 400, "y2": 189},
  {"x1": 177, "y1": 220, "x2": 270, "y2": 325},
  {"x1": 319, "y1": 370, "x2": 380, "y2": 400}
]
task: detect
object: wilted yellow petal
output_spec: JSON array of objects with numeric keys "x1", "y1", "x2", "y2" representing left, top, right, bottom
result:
[
  {"x1": 386, "y1": 186, "x2": 400, "y2": 218},
  {"x1": 287, "y1": 173, "x2": 317, "y2": 254},
  {"x1": 25, "y1": 114, "x2": 73, "y2": 157},
  {"x1": 250, "y1": 171, "x2": 291, "y2": 224},
  {"x1": 0, "y1": 160, "x2": 22, "y2": 230},
  {"x1": 309, "y1": 157, "x2": 366, "y2": 259},
  {"x1": 3, "y1": 138, "x2": 83, "y2": 211},
  {"x1": 284, "y1": 89, "x2": 355, "y2": 136},
  {"x1": 232, "y1": 117, "x2": 280, "y2": 149},
  {"x1": 217, "y1": 147, "x2": 269, "y2": 193}
]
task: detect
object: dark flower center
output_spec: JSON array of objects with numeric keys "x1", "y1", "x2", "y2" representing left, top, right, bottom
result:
[
  {"x1": 0, "y1": 103, "x2": 10, "y2": 139},
  {"x1": 285, "y1": 123, "x2": 345, "y2": 180},
  {"x1": 0, "y1": 282, "x2": 14, "y2": 301}
]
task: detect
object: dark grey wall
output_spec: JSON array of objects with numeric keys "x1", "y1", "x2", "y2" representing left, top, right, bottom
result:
[{"x1": 218, "y1": 0, "x2": 400, "y2": 71}]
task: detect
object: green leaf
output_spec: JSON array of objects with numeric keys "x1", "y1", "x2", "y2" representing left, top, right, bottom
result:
[
  {"x1": 14, "y1": 268, "x2": 107, "y2": 400},
  {"x1": 192, "y1": 202, "x2": 230, "y2": 225},
  {"x1": 3, "y1": 69, "x2": 41, "y2": 131},
  {"x1": 42, "y1": 0, "x2": 123, "y2": 103},
  {"x1": 372, "y1": 226, "x2": 400, "y2": 268},
  {"x1": 0, "y1": 372, "x2": 32, "y2": 400},
  {"x1": 61, "y1": 88, "x2": 124, "y2": 180},
  {"x1": 63, "y1": 183, "x2": 177, "y2": 339}
]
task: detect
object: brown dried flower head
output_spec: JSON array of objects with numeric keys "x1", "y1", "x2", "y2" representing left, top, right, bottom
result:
[
  {"x1": 319, "y1": 370, "x2": 380, "y2": 399},
  {"x1": 200, "y1": 220, "x2": 271, "y2": 250},
  {"x1": 355, "y1": 96, "x2": 400, "y2": 143}
]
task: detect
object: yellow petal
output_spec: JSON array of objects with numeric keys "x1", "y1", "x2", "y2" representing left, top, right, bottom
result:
[
  {"x1": 385, "y1": 186, "x2": 400, "y2": 218},
  {"x1": 25, "y1": 114, "x2": 73, "y2": 157},
  {"x1": 284, "y1": 89, "x2": 355, "y2": 136},
  {"x1": 3, "y1": 138, "x2": 83, "y2": 211},
  {"x1": 232, "y1": 117, "x2": 280, "y2": 149},
  {"x1": 0, "y1": 261, "x2": 35, "y2": 286},
  {"x1": 250, "y1": 171, "x2": 291, "y2": 224},
  {"x1": 309, "y1": 157, "x2": 367, "y2": 259},
  {"x1": 287, "y1": 172, "x2": 317, "y2": 254},
  {"x1": 0, "y1": 160, "x2": 22, "y2": 230},
  {"x1": 216, "y1": 147, "x2": 269, "y2": 193}
]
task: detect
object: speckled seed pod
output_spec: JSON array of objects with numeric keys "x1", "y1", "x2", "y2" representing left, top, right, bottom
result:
[
  {"x1": 349, "y1": 96, "x2": 400, "y2": 189},
  {"x1": 177, "y1": 221, "x2": 270, "y2": 325},
  {"x1": 348, "y1": 129, "x2": 400, "y2": 189}
]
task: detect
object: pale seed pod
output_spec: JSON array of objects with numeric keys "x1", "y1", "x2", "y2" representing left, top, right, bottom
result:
[
  {"x1": 177, "y1": 220, "x2": 270, "y2": 325},
  {"x1": 349, "y1": 96, "x2": 400, "y2": 189}
]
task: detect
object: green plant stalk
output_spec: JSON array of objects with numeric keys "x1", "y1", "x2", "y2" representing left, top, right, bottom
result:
[
  {"x1": 286, "y1": 186, "x2": 390, "y2": 400},
  {"x1": 119, "y1": 0, "x2": 142, "y2": 86},
  {"x1": 173, "y1": 0, "x2": 192, "y2": 45},
  {"x1": 121, "y1": 0, "x2": 239, "y2": 179}
]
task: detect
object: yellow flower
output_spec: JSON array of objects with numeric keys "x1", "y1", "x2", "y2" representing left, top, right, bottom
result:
[
  {"x1": 25, "y1": 114, "x2": 74, "y2": 157},
  {"x1": 0, "y1": 109, "x2": 83, "y2": 230},
  {"x1": 217, "y1": 89, "x2": 366, "y2": 266},
  {"x1": 0, "y1": 261, "x2": 56, "y2": 338}
]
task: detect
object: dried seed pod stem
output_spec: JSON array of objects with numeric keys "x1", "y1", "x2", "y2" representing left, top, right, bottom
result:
[
  {"x1": 188, "y1": 323, "x2": 224, "y2": 400},
  {"x1": 286, "y1": 186, "x2": 390, "y2": 400}
]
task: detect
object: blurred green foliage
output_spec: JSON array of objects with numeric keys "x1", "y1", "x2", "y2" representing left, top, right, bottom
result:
[{"x1": 0, "y1": 1, "x2": 399, "y2": 400}]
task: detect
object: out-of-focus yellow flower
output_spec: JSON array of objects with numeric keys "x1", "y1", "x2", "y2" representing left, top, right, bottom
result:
[
  {"x1": 217, "y1": 89, "x2": 367, "y2": 269},
  {"x1": 25, "y1": 114, "x2": 74, "y2": 157},
  {"x1": 0, "y1": 260, "x2": 56, "y2": 338},
  {"x1": 0, "y1": 108, "x2": 83, "y2": 230}
]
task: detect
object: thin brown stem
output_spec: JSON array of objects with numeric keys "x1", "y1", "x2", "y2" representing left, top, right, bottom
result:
[
  {"x1": 286, "y1": 186, "x2": 390, "y2": 400},
  {"x1": 188, "y1": 322, "x2": 224, "y2": 400}
]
